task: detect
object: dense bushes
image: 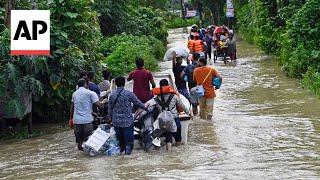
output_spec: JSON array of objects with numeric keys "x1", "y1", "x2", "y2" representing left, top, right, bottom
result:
[
  {"x1": 166, "y1": 16, "x2": 198, "y2": 28},
  {"x1": 236, "y1": 0, "x2": 320, "y2": 96},
  {"x1": 94, "y1": 2, "x2": 168, "y2": 43},
  {"x1": 0, "y1": 0, "x2": 169, "y2": 122},
  {"x1": 99, "y1": 34, "x2": 165, "y2": 77},
  {"x1": 0, "y1": 0, "x2": 102, "y2": 121}
]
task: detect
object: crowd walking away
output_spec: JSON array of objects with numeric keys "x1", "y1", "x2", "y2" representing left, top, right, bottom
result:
[{"x1": 69, "y1": 28, "x2": 223, "y2": 155}]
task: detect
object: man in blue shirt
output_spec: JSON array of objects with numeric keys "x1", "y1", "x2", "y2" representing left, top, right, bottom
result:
[
  {"x1": 87, "y1": 71, "x2": 101, "y2": 98},
  {"x1": 70, "y1": 79, "x2": 107, "y2": 151},
  {"x1": 108, "y1": 76, "x2": 147, "y2": 155},
  {"x1": 180, "y1": 52, "x2": 200, "y2": 115}
]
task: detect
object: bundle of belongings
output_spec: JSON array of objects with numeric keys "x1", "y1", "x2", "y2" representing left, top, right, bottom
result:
[{"x1": 82, "y1": 124, "x2": 121, "y2": 157}]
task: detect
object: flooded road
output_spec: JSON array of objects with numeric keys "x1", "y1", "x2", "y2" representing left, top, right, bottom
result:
[{"x1": 1, "y1": 28, "x2": 319, "y2": 179}]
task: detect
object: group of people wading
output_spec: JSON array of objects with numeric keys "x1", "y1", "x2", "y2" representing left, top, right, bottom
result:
[
  {"x1": 70, "y1": 26, "x2": 223, "y2": 154},
  {"x1": 187, "y1": 24, "x2": 236, "y2": 62},
  {"x1": 70, "y1": 58, "x2": 190, "y2": 154}
]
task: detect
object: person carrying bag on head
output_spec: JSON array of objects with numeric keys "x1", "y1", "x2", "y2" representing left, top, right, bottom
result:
[{"x1": 193, "y1": 57, "x2": 222, "y2": 120}]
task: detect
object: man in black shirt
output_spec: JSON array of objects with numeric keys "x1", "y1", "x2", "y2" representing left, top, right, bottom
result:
[{"x1": 172, "y1": 52, "x2": 191, "y2": 102}]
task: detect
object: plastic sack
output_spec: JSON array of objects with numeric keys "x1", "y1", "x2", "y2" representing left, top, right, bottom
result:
[
  {"x1": 156, "y1": 111, "x2": 177, "y2": 132},
  {"x1": 212, "y1": 77, "x2": 222, "y2": 89},
  {"x1": 106, "y1": 146, "x2": 121, "y2": 156},
  {"x1": 163, "y1": 46, "x2": 189, "y2": 61},
  {"x1": 105, "y1": 136, "x2": 121, "y2": 156},
  {"x1": 191, "y1": 85, "x2": 205, "y2": 97}
]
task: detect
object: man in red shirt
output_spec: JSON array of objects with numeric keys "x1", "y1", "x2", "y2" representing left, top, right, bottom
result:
[{"x1": 127, "y1": 57, "x2": 156, "y2": 104}]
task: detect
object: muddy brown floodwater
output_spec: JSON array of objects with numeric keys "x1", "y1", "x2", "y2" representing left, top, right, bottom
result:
[{"x1": 0, "y1": 28, "x2": 319, "y2": 180}]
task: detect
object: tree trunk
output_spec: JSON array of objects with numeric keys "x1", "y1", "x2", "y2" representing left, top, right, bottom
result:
[
  {"x1": 180, "y1": 0, "x2": 185, "y2": 19},
  {"x1": 197, "y1": 0, "x2": 203, "y2": 26},
  {"x1": 27, "y1": 112, "x2": 32, "y2": 138},
  {"x1": 4, "y1": 0, "x2": 16, "y2": 28}
]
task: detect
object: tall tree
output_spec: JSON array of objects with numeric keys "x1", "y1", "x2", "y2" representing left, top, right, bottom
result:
[
  {"x1": 4, "y1": 0, "x2": 16, "y2": 27},
  {"x1": 180, "y1": 0, "x2": 186, "y2": 19}
]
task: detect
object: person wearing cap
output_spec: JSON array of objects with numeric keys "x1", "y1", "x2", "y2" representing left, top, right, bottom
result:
[{"x1": 193, "y1": 57, "x2": 222, "y2": 120}]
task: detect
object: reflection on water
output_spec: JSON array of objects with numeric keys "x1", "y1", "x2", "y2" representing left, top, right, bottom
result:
[{"x1": 0, "y1": 28, "x2": 319, "y2": 179}]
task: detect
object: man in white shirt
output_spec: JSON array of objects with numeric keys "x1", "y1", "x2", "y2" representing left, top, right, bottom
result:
[{"x1": 70, "y1": 78, "x2": 107, "y2": 151}]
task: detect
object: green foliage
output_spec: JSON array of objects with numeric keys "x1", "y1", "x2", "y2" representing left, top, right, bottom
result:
[
  {"x1": 132, "y1": 0, "x2": 169, "y2": 9},
  {"x1": 94, "y1": 2, "x2": 168, "y2": 43},
  {"x1": 302, "y1": 68, "x2": 320, "y2": 96},
  {"x1": 0, "y1": 5, "x2": 4, "y2": 32},
  {"x1": 0, "y1": 0, "x2": 102, "y2": 121},
  {"x1": 166, "y1": 16, "x2": 198, "y2": 28},
  {"x1": 0, "y1": 0, "x2": 169, "y2": 123},
  {"x1": 99, "y1": 34, "x2": 164, "y2": 77},
  {"x1": 124, "y1": 7, "x2": 168, "y2": 43},
  {"x1": 190, "y1": 0, "x2": 226, "y2": 25},
  {"x1": 236, "y1": 0, "x2": 320, "y2": 96}
]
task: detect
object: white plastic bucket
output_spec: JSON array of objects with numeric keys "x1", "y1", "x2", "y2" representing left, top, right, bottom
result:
[{"x1": 180, "y1": 120, "x2": 190, "y2": 144}]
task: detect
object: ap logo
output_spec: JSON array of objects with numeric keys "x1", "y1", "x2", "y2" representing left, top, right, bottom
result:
[{"x1": 11, "y1": 10, "x2": 50, "y2": 56}]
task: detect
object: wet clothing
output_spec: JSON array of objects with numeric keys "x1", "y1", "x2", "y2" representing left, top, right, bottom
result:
[
  {"x1": 226, "y1": 38, "x2": 236, "y2": 60},
  {"x1": 199, "y1": 97, "x2": 214, "y2": 120},
  {"x1": 183, "y1": 61, "x2": 198, "y2": 89},
  {"x1": 108, "y1": 87, "x2": 145, "y2": 128},
  {"x1": 203, "y1": 36, "x2": 213, "y2": 47},
  {"x1": 88, "y1": 82, "x2": 100, "y2": 98},
  {"x1": 173, "y1": 65, "x2": 187, "y2": 89},
  {"x1": 193, "y1": 66, "x2": 219, "y2": 98},
  {"x1": 114, "y1": 125, "x2": 134, "y2": 154},
  {"x1": 128, "y1": 68, "x2": 154, "y2": 103},
  {"x1": 163, "y1": 118, "x2": 182, "y2": 143},
  {"x1": 155, "y1": 93, "x2": 188, "y2": 119},
  {"x1": 177, "y1": 88, "x2": 191, "y2": 103},
  {"x1": 203, "y1": 36, "x2": 213, "y2": 59},
  {"x1": 98, "y1": 80, "x2": 111, "y2": 92},
  {"x1": 74, "y1": 123, "x2": 93, "y2": 143},
  {"x1": 72, "y1": 87, "x2": 99, "y2": 124}
]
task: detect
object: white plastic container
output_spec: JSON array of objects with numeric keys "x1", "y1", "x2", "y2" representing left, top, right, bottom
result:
[
  {"x1": 84, "y1": 128, "x2": 110, "y2": 152},
  {"x1": 180, "y1": 119, "x2": 190, "y2": 144}
]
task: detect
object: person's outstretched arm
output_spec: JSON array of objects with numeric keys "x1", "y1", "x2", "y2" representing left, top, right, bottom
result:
[{"x1": 130, "y1": 92, "x2": 147, "y2": 110}]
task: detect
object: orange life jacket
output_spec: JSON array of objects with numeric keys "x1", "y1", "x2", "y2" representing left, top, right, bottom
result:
[
  {"x1": 152, "y1": 86, "x2": 183, "y2": 113},
  {"x1": 193, "y1": 40, "x2": 203, "y2": 52},
  {"x1": 152, "y1": 86, "x2": 179, "y2": 96},
  {"x1": 187, "y1": 40, "x2": 195, "y2": 51}
]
